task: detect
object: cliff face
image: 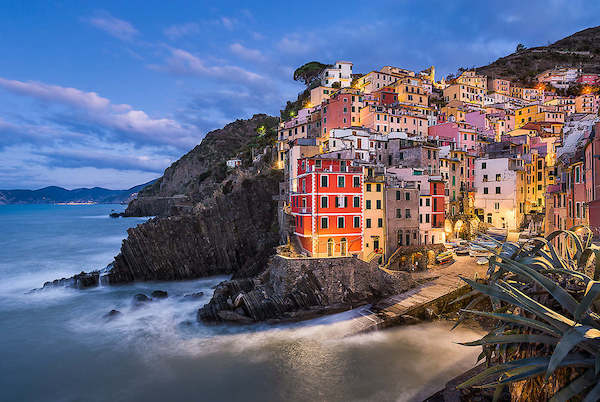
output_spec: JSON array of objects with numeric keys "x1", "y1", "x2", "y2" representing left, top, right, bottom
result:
[
  {"x1": 109, "y1": 170, "x2": 282, "y2": 283},
  {"x1": 125, "y1": 114, "x2": 278, "y2": 217}
]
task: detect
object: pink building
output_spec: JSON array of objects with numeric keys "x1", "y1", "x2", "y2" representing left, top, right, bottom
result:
[
  {"x1": 576, "y1": 74, "x2": 600, "y2": 85},
  {"x1": 428, "y1": 121, "x2": 478, "y2": 153}
]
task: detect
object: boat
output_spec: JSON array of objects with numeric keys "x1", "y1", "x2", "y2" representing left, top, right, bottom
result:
[
  {"x1": 469, "y1": 245, "x2": 493, "y2": 258},
  {"x1": 476, "y1": 257, "x2": 489, "y2": 265},
  {"x1": 436, "y1": 251, "x2": 455, "y2": 264},
  {"x1": 455, "y1": 246, "x2": 469, "y2": 256},
  {"x1": 444, "y1": 242, "x2": 457, "y2": 249}
]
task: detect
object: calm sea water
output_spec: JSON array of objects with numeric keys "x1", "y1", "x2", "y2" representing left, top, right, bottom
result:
[{"x1": 0, "y1": 204, "x2": 483, "y2": 402}]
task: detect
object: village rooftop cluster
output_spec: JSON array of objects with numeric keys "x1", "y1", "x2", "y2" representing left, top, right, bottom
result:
[{"x1": 271, "y1": 61, "x2": 600, "y2": 261}]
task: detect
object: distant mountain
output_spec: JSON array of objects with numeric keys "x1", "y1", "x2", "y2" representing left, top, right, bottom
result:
[
  {"x1": 475, "y1": 26, "x2": 600, "y2": 85},
  {"x1": 0, "y1": 180, "x2": 156, "y2": 205}
]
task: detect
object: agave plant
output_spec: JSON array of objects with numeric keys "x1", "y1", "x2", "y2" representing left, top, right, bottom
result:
[{"x1": 455, "y1": 226, "x2": 600, "y2": 401}]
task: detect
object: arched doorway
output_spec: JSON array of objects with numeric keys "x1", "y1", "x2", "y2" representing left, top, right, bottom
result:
[
  {"x1": 340, "y1": 238, "x2": 347, "y2": 256},
  {"x1": 327, "y1": 238, "x2": 334, "y2": 257}
]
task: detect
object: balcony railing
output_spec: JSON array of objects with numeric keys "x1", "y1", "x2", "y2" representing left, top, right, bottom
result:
[
  {"x1": 297, "y1": 207, "x2": 312, "y2": 214},
  {"x1": 309, "y1": 165, "x2": 363, "y2": 173}
]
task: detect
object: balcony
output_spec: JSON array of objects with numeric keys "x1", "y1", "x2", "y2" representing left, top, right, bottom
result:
[
  {"x1": 309, "y1": 165, "x2": 363, "y2": 173},
  {"x1": 297, "y1": 207, "x2": 312, "y2": 214}
]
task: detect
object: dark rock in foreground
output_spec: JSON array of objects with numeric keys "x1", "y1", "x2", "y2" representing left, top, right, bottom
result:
[
  {"x1": 182, "y1": 292, "x2": 204, "y2": 301},
  {"x1": 151, "y1": 290, "x2": 168, "y2": 299},
  {"x1": 41, "y1": 271, "x2": 100, "y2": 290},
  {"x1": 198, "y1": 255, "x2": 414, "y2": 324},
  {"x1": 104, "y1": 309, "x2": 122, "y2": 320},
  {"x1": 133, "y1": 293, "x2": 151, "y2": 304}
]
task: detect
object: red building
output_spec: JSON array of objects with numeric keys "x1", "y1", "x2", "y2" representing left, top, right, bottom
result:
[
  {"x1": 321, "y1": 89, "x2": 362, "y2": 137},
  {"x1": 290, "y1": 155, "x2": 364, "y2": 257},
  {"x1": 430, "y1": 178, "x2": 445, "y2": 229},
  {"x1": 373, "y1": 87, "x2": 398, "y2": 105},
  {"x1": 576, "y1": 74, "x2": 600, "y2": 85}
]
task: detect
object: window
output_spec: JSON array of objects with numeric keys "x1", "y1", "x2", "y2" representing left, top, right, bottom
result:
[
  {"x1": 483, "y1": 187, "x2": 488, "y2": 194},
  {"x1": 353, "y1": 176, "x2": 360, "y2": 187},
  {"x1": 496, "y1": 186, "x2": 501, "y2": 194},
  {"x1": 366, "y1": 218, "x2": 372, "y2": 228},
  {"x1": 353, "y1": 216, "x2": 360, "y2": 228},
  {"x1": 405, "y1": 192, "x2": 410, "y2": 201},
  {"x1": 366, "y1": 183, "x2": 372, "y2": 192},
  {"x1": 321, "y1": 175, "x2": 328, "y2": 187},
  {"x1": 425, "y1": 214, "x2": 430, "y2": 223},
  {"x1": 405, "y1": 209, "x2": 411, "y2": 218},
  {"x1": 496, "y1": 174, "x2": 501, "y2": 181},
  {"x1": 337, "y1": 217, "x2": 345, "y2": 228},
  {"x1": 366, "y1": 200, "x2": 372, "y2": 209},
  {"x1": 426, "y1": 198, "x2": 430, "y2": 207},
  {"x1": 321, "y1": 196, "x2": 328, "y2": 208},
  {"x1": 321, "y1": 217, "x2": 328, "y2": 228},
  {"x1": 419, "y1": 214, "x2": 423, "y2": 223},
  {"x1": 494, "y1": 202, "x2": 500, "y2": 210},
  {"x1": 376, "y1": 183, "x2": 382, "y2": 192},
  {"x1": 482, "y1": 162, "x2": 486, "y2": 169},
  {"x1": 338, "y1": 176, "x2": 345, "y2": 187},
  {"x1": 396, "y1": 208, "x2": 402, "y2": 218},
  {"x1": 483, "y1": 174, "x2": 488, "y2": 182},
  {"x1": 396, "y1": 190, "x2": 401, "y2": 200},
  {"x1": 376, "y1": 200, "x2": 382, "y2": 209},
  {"x1": 353, "y1": 196, "x2": 360, "y2": 208}
]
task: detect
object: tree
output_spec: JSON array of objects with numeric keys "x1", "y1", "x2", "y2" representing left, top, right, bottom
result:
[
  {"x1": 293, "y1": 62, "x2": 330, "y2": 86},
  {"x1": 516, "y1": 43, "x2": 526, "y2": 53},
  {"x1": 331, "y1": 81, "x2": 341, "y2": 89}
]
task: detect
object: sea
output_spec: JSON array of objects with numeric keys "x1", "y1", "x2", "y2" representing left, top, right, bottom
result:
[{"x1": 0, "y1": 204, "x2": 483, "y2": 402}]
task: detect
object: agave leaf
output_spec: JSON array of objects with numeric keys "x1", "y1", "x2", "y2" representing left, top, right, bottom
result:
[
  {"x1": 460, "y1": 277, "x2": 574, "y2": 331},
  {"x1": 476, "y1": 366, "x2": 547, "y2": 388},
  {"x1": 582, "y1": 380, "x2": 600, "y2": 402},
  {"x1": 493, "y1": 254, "x2": 579, "y2": 316},
  {"x1": 460, "y1": 309, "x2": 561, "y2": 336},
  {"x1": 457, "y1": 357, "x2": 552, "y2": 389},
  {"x1": 575, "y1": 281, "x2": 600, "y2": 322},
  {"x1": 580, "y1": 245, "x2": 600, "y2": 281},
  {"x1": 452, "y1": 295, "x2": 487, "y2": 330},
  {"x1": 549, "y1": 368, "x2": 596, "y2": 402},
  {"x1": 546, "y1": 325, "x2": 600, "y2": 379},
  {"x1": 541, "y1": 268, "x2": 592, "y2": 285},
  {"x1": 459, "y1": 333, "x2": 558, "y2": 347}
]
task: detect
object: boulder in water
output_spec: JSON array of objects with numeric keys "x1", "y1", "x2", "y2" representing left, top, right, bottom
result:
[
  {"x1": 182, "y1": 292, "x2": 204, "y2": 301},
  {"x1": 104, "y1": 309, "x2": 122, "y2": 320},
  {"x1": 133, "y1": 293, "x2": 151, "y2": 304},
  {"x1": 151, "y1": 290, "x2": 168, "y2": 299}
]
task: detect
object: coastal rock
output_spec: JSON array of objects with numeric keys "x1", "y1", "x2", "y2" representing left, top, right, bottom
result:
[
  {"x1": 107, "y1": 171, "x2": 281, "y2": 284},
  {"x1": 151, "y1": 290, "x2": 168, "y2": 299},
  {"x1": 41, "y1": 271, "x2": 99, "y2": 290},
  {"x1": 182, "y1": 292, "x2": 205, "y2": 301},
  {"x1": 104, "y1": 310, "x2": 122, "y2": 320},
  {"x1": 133, "y1": 293, "x2": 151, "y2": 304},
  {"x1": 198, "y1": 255, "x2": 414, "y2": 323}
]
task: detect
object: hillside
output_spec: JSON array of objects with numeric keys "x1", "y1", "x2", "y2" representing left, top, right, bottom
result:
[
  {"x1": 475, "y1": 26, "x2": 600, "y2": 85},
  {"x1": 0, "y1": 181, "x2": 154, "y2": 205},
  {"x1": 126, "y1": 113, "x2": 279, "y2": 216}
]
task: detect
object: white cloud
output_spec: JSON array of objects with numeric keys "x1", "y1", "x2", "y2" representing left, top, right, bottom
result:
[
  {"x1": 229, "y1": 43, "x2": 264, "y2": 62},
  {"x1": 0, "y1": 77, "x2": 198, "y2": 149},
  {"x1": 276, "y1": 36, "x2": 313, "y2": 55},
  {"x1": 87, "y1": 12, "x2": 139, "y2": 41},
  {"x1": 163, "y1": 22, "x2": 200, "y2": 40},
  {"x1": 220, "y1": 17, "x2": 236, "y2": 30}
]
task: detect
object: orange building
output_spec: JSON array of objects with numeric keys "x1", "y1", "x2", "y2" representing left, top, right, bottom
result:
[{"x1": 290, "y1": 155, "x2": 364, "y2": 257}]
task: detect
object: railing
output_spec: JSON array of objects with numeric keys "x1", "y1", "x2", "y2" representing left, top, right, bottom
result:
[
  {"x1": 308, "y1": 165, "x2": 363, "y2": 173},
  {"x1": 297, "y1": 207, "x2": 312, "y2": 214}
]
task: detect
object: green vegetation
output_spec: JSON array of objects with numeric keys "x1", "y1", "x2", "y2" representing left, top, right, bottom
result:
[
  {"x1": 456, "y1": 226, "x2": 600, "y2": 400},
  {"x1": 516, "y1": 43, "x2": 526, "y2": 53},
  {"x1": 293, "y1": 61, "x2": 330, "y2": 86}
]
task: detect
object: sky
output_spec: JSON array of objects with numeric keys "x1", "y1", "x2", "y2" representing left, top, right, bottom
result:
[{"x1": 0, "y1": 0, "x2": 599, "y2": 189}]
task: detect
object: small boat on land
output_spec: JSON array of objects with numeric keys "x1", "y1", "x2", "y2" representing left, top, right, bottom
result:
[
  {"x1": 436, "y1": 250, "x2": 455, "y2": 264},
  {"x1": 476, "y1": 257, "x2": 489, "y2": 265},
  {"x1": 455, "y1": 247, "x2": 469, "y2": 256}
]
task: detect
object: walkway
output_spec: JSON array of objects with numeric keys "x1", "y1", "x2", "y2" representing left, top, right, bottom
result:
[{"x1": 345, "y1": 256, "x2": 488, "y2": 334}]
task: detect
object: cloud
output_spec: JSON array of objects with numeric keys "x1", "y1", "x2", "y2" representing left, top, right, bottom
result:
[
  {"x1": 0, "y1": 77, "x2": 199, "y2": 150},
  {"x1": 220, "y1": 17, "x2": 236, "y2": 30},
  {"x1": 229, "y1": 43, "x2": 264, "y2": 62},
  {"x1": 164, "y1": 22, "x2": 200, "y2": 40},
  {"x1": 276, "y1": 36, "x2": 314, "y2": 55},
  {"x1": 86, "y1": 12, "x2": 139, "y2": 41},
  {"x1": 158, "y1": 48, "x2": 268, "y2": 88}
]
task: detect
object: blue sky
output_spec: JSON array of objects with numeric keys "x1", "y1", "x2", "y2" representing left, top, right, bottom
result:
[{"x1": 0, "y1": 0, "x2": 598, "y2": 189}]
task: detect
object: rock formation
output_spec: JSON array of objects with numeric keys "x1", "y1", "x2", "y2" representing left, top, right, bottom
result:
[{"x1": 198, "y1": 255, "x2": 414, "y2": 323}]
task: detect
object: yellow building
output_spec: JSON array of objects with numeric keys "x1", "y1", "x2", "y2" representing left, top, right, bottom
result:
[
  {"x1": 456, "y1": 71, "x2": 487, "y2": 91},
  {"x1": 515, "y1": 105, "x2": 565, "y2": 128},
  {"x1": 393, "y1": 77, "x2": 429, "y2": 106},
  {"x1": 443, "y1": 83, "x2": 485, "y2": 106},
  {"x1": 362, "y1": 167, "x2": 386, "y2": 262}
]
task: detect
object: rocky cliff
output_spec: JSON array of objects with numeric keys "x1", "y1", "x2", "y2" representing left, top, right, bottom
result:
[
  {"x1": 108, "y1": 170, "x2": 282, "y2": 283},
  {"x1": 125, "y1": 113, "x2": 279, "y2": 217},
  {"x1": 198, "y1": 255, "x2": 414, "y2": 323}
]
